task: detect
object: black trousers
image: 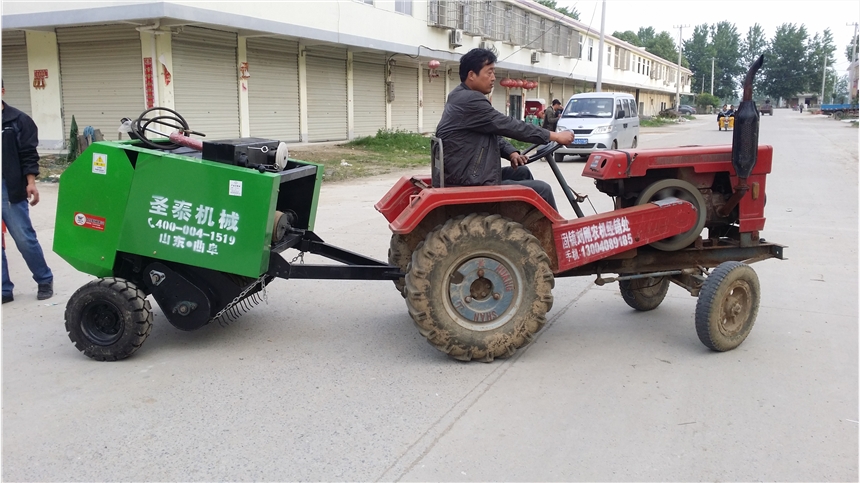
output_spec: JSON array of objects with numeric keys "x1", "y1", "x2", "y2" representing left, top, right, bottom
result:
[{"x1": 500, "y1": 166, "x2": 557, "y2": 211}]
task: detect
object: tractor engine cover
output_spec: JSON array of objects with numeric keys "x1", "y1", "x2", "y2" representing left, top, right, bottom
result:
[
  {"x1": 143, "y1": 262, "x2": 212, "y2": 331},
  {"x1": 202, "y1": 138, "x2": 281, "y2": 169}
]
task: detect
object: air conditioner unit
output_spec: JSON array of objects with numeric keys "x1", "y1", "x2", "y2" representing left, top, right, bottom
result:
[
  {"x1": 478, "y1": 40, "x2": 490, "y2": 50},
  {"x1": 531, "y1": 52, "x2": 540, "y2": 64},
  {"x1": 449, "y1": 29, "x2": 463, "y2": 48}
]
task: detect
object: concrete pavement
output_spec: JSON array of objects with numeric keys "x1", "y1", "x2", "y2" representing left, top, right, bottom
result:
[{"x1": 1, "y1": 108, "x2": 856, "y2": 481}]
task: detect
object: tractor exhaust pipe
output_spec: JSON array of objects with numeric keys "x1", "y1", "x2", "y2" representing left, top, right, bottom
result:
[{"x1": 719, "y1": 54, "x2": 764, "y2": 217}]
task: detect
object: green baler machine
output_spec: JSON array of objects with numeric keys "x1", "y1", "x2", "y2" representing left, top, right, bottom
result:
[{"x1": 55, "y1": 109, "x2": 400, "y2": 361}]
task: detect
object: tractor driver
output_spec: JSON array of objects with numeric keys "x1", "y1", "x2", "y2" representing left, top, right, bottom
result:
[{"x1": 434, "y1": 48, "x2": 575, "y2": 210}]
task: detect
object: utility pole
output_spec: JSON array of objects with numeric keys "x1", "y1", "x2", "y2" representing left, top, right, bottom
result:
[
  {"x1": 711, "y1": 57, "x2": 715, "y2": 95},
  {"x1": 596, "y1": 0, "x2": 606, "y2": 92},
  {"x1": 673, "y1": 24, "x2": 689, "y2": 110},
  {"x1": 821, "y1": 56, "x2": 827, "y2": 105},
  {"x1": 850, "y1": 22, "x2": 859, "y2": 102}
]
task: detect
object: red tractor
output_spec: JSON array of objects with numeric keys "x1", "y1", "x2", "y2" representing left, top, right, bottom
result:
[{"x1": 376, "y1": 56, "x2": 783, "y2": 362}]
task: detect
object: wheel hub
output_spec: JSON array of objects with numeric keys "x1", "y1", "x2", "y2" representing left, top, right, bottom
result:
[
  {"x1": 448, "y1": 257, "x2": 517, "y2": 330},
  {"x1": 719, "y1": 282, "x2": 752, "y2": 335},
  {"x1": 81, "y1": 301, "x2": 125, "y2": 346}
]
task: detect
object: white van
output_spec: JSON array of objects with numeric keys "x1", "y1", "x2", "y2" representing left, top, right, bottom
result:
[{"x1": 553, "y1": 92, "x2": 640, "y2": 162}]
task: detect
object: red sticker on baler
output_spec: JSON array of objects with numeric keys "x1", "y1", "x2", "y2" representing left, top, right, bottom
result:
[{"x1": 74, "y1": 212, "x2": 105, "y2": 231}]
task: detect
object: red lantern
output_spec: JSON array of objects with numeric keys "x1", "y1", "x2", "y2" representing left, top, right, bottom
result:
[
  {"x1": 516, "y1": 79, "x2": 524, "y2": 88},
  {"x1": 524, "y1": 80, "x2": 533, "y2": 90},
  {"x1": 428, "y1": 59, "x2": 441, "y2": 69},
  {"x1": 499, "y1": 78, "x2": 510, "y2": 87},
  {"x1": 527, "y1": 80, "x2": 536, "y2": 90}
]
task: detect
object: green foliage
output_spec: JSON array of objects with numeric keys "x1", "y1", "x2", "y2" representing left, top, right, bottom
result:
[
  {"x1": 640, "y1": 117, "x2": 675, "y2": 127},
  {"x1": 346, "y1": 129, "x2": 429, "y2": 153},
  {"x1": 613, "y1": 30, "x2": 641, "y2": 46},
  {"x1": 66, "y1": 115, "x2": 79, "y2": 164},
  {"x1": 696, "y1": 93, "x2": 721, "y2": 109},
  {"x1": 805, "y1": 29, "x2": 838, "y2": 101},
  {"x1": 535, "y1": 0, "x2": 579, "y2": 20},
  {"x1": 684, "y1": 24, "x2": 716, "y2": 95},
  {"x1": 846, "y1": 34, "x2": 859, "y2": 62},
  {"x1": 761, "y1": 23, "x2": 809, "y2": 102},
  {"x1": 711, "y1": 21, "x2": 743, "y2": 100},
  {"x1": 741, "y1": 24, "x2": 768, "y2": 95}
]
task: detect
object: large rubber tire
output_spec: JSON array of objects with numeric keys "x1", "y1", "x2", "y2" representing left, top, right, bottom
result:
[
  {"x1": 631, "y1": 136, "x2": 638, "y2": 148},
  {"x1": 636, "y1": 179, "x2": 707, "y2": 251},
  {"x1": 405, "y1": 214, "x2": 554, "y2": 362},
  {"x1": 695, "y1": 261, "x2": 760, "y2": 351},
  {"x1": 554, "y1": 152, "x2": 566, "y2": 163},
  {"x1": 389, "y1": 234, "x2": 411, "y2": 298},
  {"x1": 65, "y1": 278, "x2": 153, "y2": 361},
  {"x1": 619, "y1": 276, "x2": 669, "y2": 311},
  {"x1": 611, "y1": 140, "x2": 618, "y2": 149}
]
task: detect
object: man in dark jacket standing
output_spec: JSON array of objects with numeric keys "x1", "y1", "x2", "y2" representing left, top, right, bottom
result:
[
  {"x1": 435, "y1": 49, "x2": 574, "y2": 210},
  {"x1": 2, "y1": 81, "x2": 53, "y2": 303},
  {"x1": 542, "y1": 99, "x2": 563, "y2": 131}
]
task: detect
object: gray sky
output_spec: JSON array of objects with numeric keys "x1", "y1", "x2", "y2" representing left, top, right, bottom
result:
[{"x1": 558, "y1": 0, "x2": 859, "y2": 72}]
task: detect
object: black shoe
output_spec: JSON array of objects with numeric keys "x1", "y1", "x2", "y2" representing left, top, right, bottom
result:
[
  {"x1": 2, "y1": 294, "x2": 12, "y2": 304},
  {"x1": 37, "y1": 283, "x2": 53, "y2": 300}
]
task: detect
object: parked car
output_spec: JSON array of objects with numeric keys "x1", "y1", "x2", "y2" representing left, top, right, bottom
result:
[
  {"x1": 553, "y1": 92, "x2": 640, "y2": 162},
  {"x1": 759, "y1": 99, "x2": 773, "y2": 115},
  {"x1": 678, "y1": 104, "x2": 697, "y2": 115}
]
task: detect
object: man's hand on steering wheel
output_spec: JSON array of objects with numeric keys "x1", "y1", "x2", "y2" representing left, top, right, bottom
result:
[
  {"x1": 509, "y1": 152, "x2": 529, "y2": 167},
  {"x1": 549, "y1": 130, "x2": 575, "y2": 146}
]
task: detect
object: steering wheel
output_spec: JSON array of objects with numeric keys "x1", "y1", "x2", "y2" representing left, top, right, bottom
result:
[
  {"x1": 520, "y1": 141, "x2": 562, "y2": 164},
  {"x1": 128, "y1": 107, "x2": 205, "y2": 150}
]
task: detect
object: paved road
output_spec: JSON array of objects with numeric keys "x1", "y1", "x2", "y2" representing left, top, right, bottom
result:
[{"x1": 2, "y1": 109, "x2": 857, "y2": 481}]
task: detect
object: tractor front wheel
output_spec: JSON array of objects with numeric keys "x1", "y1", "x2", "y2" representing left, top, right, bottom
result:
[
  {"x1": 695, "y1": 262, "x2": 760, "y2": 351},
  {"x1": 405, "y1": 214, "x2": 554, "y2": 362},
  {"x1": 619, "y1": 276, "x2": 669, "y2": 311},
  {"x1": 389, "y1": 234, "x2": 411, "y2": 298},
  {"x1": 65, "y1": 278, "x2": 153, "y2": 361}
]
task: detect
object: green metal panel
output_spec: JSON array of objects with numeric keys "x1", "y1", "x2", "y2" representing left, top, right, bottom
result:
[
  {"x1": 53, "y1": 143, "x2": 137, "y2": 277},
  {"x1": 118, "y1": 152, "x2": 279, "y2": 278}
]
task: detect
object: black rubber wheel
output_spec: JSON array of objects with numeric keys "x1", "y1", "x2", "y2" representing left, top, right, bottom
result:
[
  {"x1": 389, "y1": 234, "x2": 411, "y2": 298},
  {"x1": 631, "y1": 136, "x2": 638, "y2": 148},
  {"x1": 405, "y1": 214, "x2": 554, "y2": 362},
  {"x1": 619, "y1": 276, "x2": 669, "y2": 311},
  {"x1": 611, "y1": 140, "x2": 618, "y2": 149},
  {"x1": 553, "y1": 152, "x2": 566, "y2": 163},
  {"x1": 636, "y1": 179, "x2": 706, "y2": 251},
  {"x1": 65, "y1": 277, "x2": 153, "y2": 361},
  {"x1": 695, "y1": 262, "x2": 760, "y2": 351}
]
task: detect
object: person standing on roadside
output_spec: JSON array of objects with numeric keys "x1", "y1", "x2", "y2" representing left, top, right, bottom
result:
[
  {"x1": 542, "y1": 99, "x2": 562, "y2": 132},
  {"x1": 2, "y1": 80, "x2": 53, "y2": 304}
]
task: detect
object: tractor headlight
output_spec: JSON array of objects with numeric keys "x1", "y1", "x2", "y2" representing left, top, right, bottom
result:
[{"x1": 591, "y1": 125, "x2": 613, "y2": 134}]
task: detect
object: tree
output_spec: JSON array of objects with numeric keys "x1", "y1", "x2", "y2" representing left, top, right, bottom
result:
[
  {"x1": 805, "y1": 29, "x2": 837, "y2": 102},
  {"x1": 710, "y1": 21, "x2": 742, "y2": 101},
  {"x1": 612, "y1": 30, "x2": 641, "y2": 46},
  {"x1": 761, "y1": 23, "x2": 809, "y2": 102},
  {"x1": 647, "y1": 31, "x2": 683, "y2": 65},
  {"x1": 535, "y1": 0, "x2": 580, "y2": 20},
  {"x1": 845, "y1": 34, "x2": 859, "y2": 62},
  {"x1": 740, "y1": 24, "x2": 768, "y2": 96},
  {"x1": 833, "y1": 75, "x2": 849, "y2": 103},
  {"x1": 684, "y1": 24, "x2": 715, "y2": 96},
  {"x1": 637, "y1": 27, "x2": 657, "y2": 47}
]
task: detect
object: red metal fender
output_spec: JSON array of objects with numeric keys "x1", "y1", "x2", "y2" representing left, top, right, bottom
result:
[
  {"x1": 553, "y1": 198, "x2": 697, "y2": 272},
  {"x1": 375, "y1": 176, "x2": 564, "y2": 235}
]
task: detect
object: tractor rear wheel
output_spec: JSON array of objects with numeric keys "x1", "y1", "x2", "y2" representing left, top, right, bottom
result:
[
  {"x1": 619, "y1": 276, "x2": 670, "y2": 311},
  {"x1": 636, "y1": 179, "x2": 706, "y2": 251},
  {"x1": 389, "y1": 234, "x2": 411, "y2": 298},
  {"x1": 695, "y1": 261, "x2": 760, "y2": 351},
  {"x1": 65, "y1": 277, "x2": 153, "y2": 361},
  {"x1": 405, "y1": 214, "x2": 554, "y2": 362}
]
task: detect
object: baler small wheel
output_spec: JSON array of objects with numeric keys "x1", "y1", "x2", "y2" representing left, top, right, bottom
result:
[
  {"x1": 619, "y1": 276, "x2": 669, "y2": 311},
  {"x1": 65, "y1": 278, "x2": 153, "y2": 361},
  {"x1": 636, "y1": 179, "x2": 706, "y2": 251},
  {"x1": 389, "y1": 234, "x2": 411, "y2": 298},
  {"x1": 405, "y1": 214, "x2": 554, "y2": 362},
  {"x1": 695, "y1": 262, "x2": 760, "y2": 351}
]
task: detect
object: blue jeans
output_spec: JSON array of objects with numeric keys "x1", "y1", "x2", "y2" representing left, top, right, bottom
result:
[{"x1": 2, "y1": 180, "x2": 53, "y2": 297}]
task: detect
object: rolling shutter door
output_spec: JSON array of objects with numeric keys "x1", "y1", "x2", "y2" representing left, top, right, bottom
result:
[
  {"x1": 539, "y1": 80, "x2": 551, "y2": 102},
  {"x1": 173, "y1": 27, "x2": 239, "y2": 140},
  {"x1": 2, "y1": 31, "x2": 31, "y2": 116},
  {"x1": 246, "y1": 38, "x2": 300, "y2": 142},
  {"x1": 551, "y1": 80, "x2": 564, "y2": 104},
  {"x1": 491, "y1": 87, "x2": 507, "y2": 114},
  {"x1": 306, "y1": 48, "x2": 347, "y2": 142},
  {"x1": 57, "y1": 25, "x2": 143, "y2": 141},
  {"x1": 422, "y1": 69, "x2": 446, "y2": 134},
  {"x1": 352, "y1": 57, "x2": 385, "y2": 138},
  {"x1": 391, "y1": 65, "x2": 418, "y2": 132}
]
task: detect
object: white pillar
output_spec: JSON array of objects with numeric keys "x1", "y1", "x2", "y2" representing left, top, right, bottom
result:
[
  {"x1": 298, "y1": 44, "x2": 309, "y2": 142},
  {"x1": 346, "y1": 51, "x2": 355, "y2": 139},
  {"x1": 237, "y1": 37, "x2": 250, "y2": 137},
  {"x1": 25, "y1": 31, "x2": 64, "y2": 149},
  {"x1": 417, "y1": 63, "x2": 424, "y2": 134}
]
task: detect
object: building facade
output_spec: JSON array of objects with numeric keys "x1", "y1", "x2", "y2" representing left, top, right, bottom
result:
[{"x1": 2, "y1": 0, "x2": 693, "y2": 149}]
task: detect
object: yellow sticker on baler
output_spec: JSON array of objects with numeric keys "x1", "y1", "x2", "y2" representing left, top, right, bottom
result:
[{"x1": 92, "y1": 153, "x2": 107, "y2": 175}]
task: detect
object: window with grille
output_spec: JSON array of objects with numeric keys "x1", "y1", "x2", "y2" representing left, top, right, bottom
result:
[
  {"x1": 607, "y1": 46, "x2": 612, "y2": 66},
  {"x1": 587, "y1": 38, "x2": 593, "y2": 61}
]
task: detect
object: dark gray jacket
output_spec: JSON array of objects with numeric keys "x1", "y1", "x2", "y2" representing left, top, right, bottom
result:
[
  {"x1": 2, "y1": 102, "x2": 40, "y2": 204},
  {"x1": 434, "y1": 83, "x2": 550, "y2": 187}
]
